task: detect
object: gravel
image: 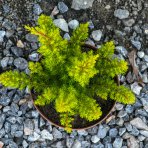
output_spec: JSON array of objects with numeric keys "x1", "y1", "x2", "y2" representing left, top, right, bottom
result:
[
  {"x1": 91, "y1": 135, "x2": 100, "y2": 143},
  {"x1": 0, "y1": 31, "x2": 6, "y2": 42},
  {"x1": 54, "y1": 18, "x2": 69, "y2": 32},
  {"x1": 92, "y1": 30, "x2": 102, "y2": 41},
  {"x1": 114, "y1": 9, "x2": 129, "y2": 19},
  {"x1": 68, "y1": 19, "x2": 79, "y2": 29},
  {"x1": 14, "y1": 58, "x2": 28, "y2": 70},
  {"x1": 58, "y1": 2, "x2": 69, "y2": 13},
  {"x1": 71, "y1": 0, "x2": 95, "y2": 10}
]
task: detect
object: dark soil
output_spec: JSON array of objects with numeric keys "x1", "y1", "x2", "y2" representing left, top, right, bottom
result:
[{"x1": 32, "y1": 93, "x2": 115, "y2": 129}]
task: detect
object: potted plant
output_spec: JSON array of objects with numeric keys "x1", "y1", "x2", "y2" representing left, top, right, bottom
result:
[{"x1": 0, "y1": 15, "x2": 135, "y2": 132}]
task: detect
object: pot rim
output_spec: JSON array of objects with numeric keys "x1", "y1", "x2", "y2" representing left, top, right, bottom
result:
[{"x1": 31, "y1": 44, "x2": 119, "y2": 130}]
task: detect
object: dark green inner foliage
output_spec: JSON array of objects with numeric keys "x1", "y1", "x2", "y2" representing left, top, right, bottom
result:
[{"x1": 0, "y1": 15, "x2": 135, "y2": 132}]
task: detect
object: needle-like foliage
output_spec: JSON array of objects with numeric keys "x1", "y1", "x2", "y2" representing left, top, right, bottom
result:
[{"x1": 0, "y1": 14, "x2": 136, "y2": 132}]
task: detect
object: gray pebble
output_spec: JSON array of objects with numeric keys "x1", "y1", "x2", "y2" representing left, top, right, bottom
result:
[
  {"x1": 109, "y1": 128, "x2": 118, "y2": 137},
  {"x1": 114, "y1": 9, "x2": 129, "y2": 19},
  {"x1": 64, "y1": 33, "x2": 70, "y2": 40},
  {"x1": 54, "y1": 19, "x2": 69, "y2": 32},
  {"x1": 33, "y1": 4, "x2": 43, "y2": 15},
  {"x1": 11, "y1": 47, "x2": 23, "y2": 57},
  {"x1": 52, "y1": 128, "x2": 63, "y2": 139},
  {"x1": 29, "y1": 53, "x2": 39, "y2": 61},
  {"x1": 115, "y1": 46, "x2": 128, "y2": 57},
  {"x1": 0, "y1": 96, "x2": 10, "y2": 106},
  {"x1": 97, "y1": 125, "x2": 107, "y2": 139},
  {"x1": 1, "y1": 57, "x2": 9, "y2": 68},
  {"x1": 123, "y1": 19, "x2": 135, "y2": 27},
  {"x1": 41, "y1": 129, "x2": 53, "y2": 140},
  {"x1": 91, "y1": 135, "x2": 100, "y2": 143},
  {"x1": 68, "y1": 20, "x2": 79, "y2": 29},
  {"x1": 115, "y1": 103, "x2": 124, "y2": 111},
  {"x1": 131, "y1": 40, "x2": 141, "y2": 50},
  {"x1": 0, "y1": 114, "x2": 6, "y2": 129},
  {"x1": 0, "y1": 31, "x2": 6, "y2": 42},
  {"x1": 58, "y1": 2, "x2": 68, "y2": 13},
  {"x1": 137, "y1": 51, "x2": 145, "y2": 58},
  {"x1": 25, "y1": 34, "x2": 38, "y2": 42},
  {"x1": 119, "y1": 128, "x2": 126, "y2": 136},
  {"x1": 92, "y1": 30, "x2": 102, "y2": 41},
  {"x1": 113, "y1": 138, "x2": 123, "y2": 148},
  {"x1": 117, "y1": 110, "x2": 127, "y2": 118},
  {"x1": 71, "y1": 0, "x2": 95, "y2": 10},
  {"x1": 14, "y1": 58, "x2": 28, "y2": 70}
]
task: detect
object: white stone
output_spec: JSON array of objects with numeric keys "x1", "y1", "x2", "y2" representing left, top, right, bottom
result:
[
  {"x1": 0, "y1": 31, "x2": 6, "y2": 42},
  {"x1": 137, "y1": 51, "x2": 145, "y2": 58},
  {"x1": 77, "y1": 130, "x2": 88, "y2": 136},
  {"x1": 114, "y1": 9, "x2": 129, "y2": 19},
  {"x1": 91, "y1": 135, "x2": 100, "y2": 143},
  {"x1": 28, "y1": 132, "x2": 40, "y2": 142},
  {"x1": 127, "y1": 136, "x2": 139, "y2": 148},
  {"x1": 140, "y1": 130, "x2": 148, "y2": 137},
  {"x1": 130, "y1": 117, "x2": 148, "y2": 131},
  {"x1": 54, "y1": 19, "x2": 69, "y2": 32},
  {"x1": 71, "y1": 0, "x2": 95, "y2": 10},
  {"x1": 92, "y1": 30, "x2": 102, "y2": 41},
  {"x1": 41, "y1": 129, "x2": 53, "y2": 140},
  {"x1": 72, "y1": 140, "x2": 81, "y2": 148},
  {"x1": 17, "y1": 40, "x2": 25, "y2": 48},
  {"x1": 68, "y1": 20, "x2": 79, "y2": 29},
  {"x1": 131, "y1": 82, "x2": 142, "y2": 95}
]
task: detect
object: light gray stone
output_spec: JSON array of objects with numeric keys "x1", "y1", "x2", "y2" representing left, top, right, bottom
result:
[
  {"x1": 77, "y1": 130, "x2": 88, "y2": 136},
  {"x1": 68, "y1": 20, "x2": 79, "y2": 29},
  {"x1": 131, "y1": 40, "x2": 141, "y2": 50},
  {"x1": 33, "y1": 4, "x2": 43, "y2": 15},
  {"x1": 58, "y1": 2, "x2": 68, "y2": 13},
  {"x1": 109, "y1": 128, "x2": 118, "y2": 137},
  {"x1": 137, "y1": 51, "x2": 145, "y2": 58},
  {"x1": 71, "y1": 0, "x2": 95, "y2": 10},
  {"x1": 113, "y1": 138, "x2": 123, "y2": 148},
  {"x1": 0, "y1": 96, "x2": 10, "y2": 106},
  {"x1": 29, "y1": 53, "x2": 39, "y2": 61},
  {"x1": 14, "y1": 58, "x2": 28, "y2": 70},
  {"x1": 144, "y1": 55, "x2": 148, "y2": 62},
  {"x1": 52, "y1": 128, "x2": 63, "y2": 139},
  {"x1": 0, "y1": 114, "x2": 6, "y2": 129},
  {"x1": 28, "y1": 132, "x2": 40, "y2": 142},
  {"x1": 140, "y1": 130, "x2": 148, "y2": 137},
  {"x1": 127, "y1": 136, "x2": 139, "y2": 148},
  {"x1": 41, "y1": 129, "x2": 53, "y2": 140},
  {"x1": 117, "y1": 111, "x2": 127, "y2": 118},
  {"x1": 114, "y1": 9, "x2": 129, "y2": 19},
  {"x1": 123, "y1": 19, "x2": 135, "y2": 27},
  {"x1": 92, "y1": 30, "x2": 102, "y2": 41},
  {"x1": 131, "y1": 82, "x2": 142, "y2": 95},
  {"x1": 64, "y1": 33, "x2": 70, "y2": 40},
  {"x1": 72, "y1": 140, "x2": 81, "y2": 148},
  {"x1": 66, "y1": 137, "x2": 74, "y2": 148},
  {"x1": 54, "y1": 19, "x2": 69, "y2": 32},
  {"x1": 25, "y1": 34, "x2": 38, "y2": 42},
  {"x1": 130, "y1": 117, "x2": 148, "y2": 130},
  {"x1": 0, "y1": 31, "x2": 6, "y2": 42},
  {"x1": 1, "y1": 57, "x2": 9, "y2": 68},
  {"x1": 115, "y1": 46, "x2": 128, "y2": 57},
  {"x1": 115, "y1": 103, "x2": 124, "y2": 110},
  {"x1": 24, "y1": 119, "x2": 34, "y2": 136},
  {"x1": 97, "y1": 125, "x2": 107, "y2": 139},
  {"x1": 11, "y1": 47, "x2": 23, "y2": 57},
  {"x1": 91, "y1": 135, "x2": 100, "y2": 143}
]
